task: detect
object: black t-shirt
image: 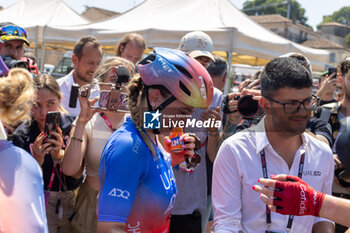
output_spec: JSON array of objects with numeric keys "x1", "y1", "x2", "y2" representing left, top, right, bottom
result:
[
  {"x1": 306, "y1": 117, "x2": 333, "y2": 146},
  {"x1": 9, "y1": 114, "x2": 83, "y2": 191},
  {"x1": 313, "y1": 102, "x2": 341, "y2": 144}
]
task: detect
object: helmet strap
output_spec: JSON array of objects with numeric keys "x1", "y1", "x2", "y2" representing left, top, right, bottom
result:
[{"x1": 144, "y1": 85, "x2": 177, "y2": 134}]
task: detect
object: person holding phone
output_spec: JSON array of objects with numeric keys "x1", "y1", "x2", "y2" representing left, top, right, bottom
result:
[
  {"x1": 10, "y1": 74, "x2": 82, "y2": 233},
  {"x1": 315, "y1": 68, "x2": 339, "y2": 106},
  {"x1": 62, "y1": 57, "x2": 134, "y2": 233},
  {"x1": 1, "y1": 68, "x2": 48, "y2": 233}
]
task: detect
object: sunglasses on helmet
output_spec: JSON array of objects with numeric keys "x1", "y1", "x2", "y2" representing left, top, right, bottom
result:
[{"x1": 0, "y1": 25, "x2": 27, "y2": 38}]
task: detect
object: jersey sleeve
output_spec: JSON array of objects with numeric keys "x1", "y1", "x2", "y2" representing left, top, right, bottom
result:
[{"x1": 98, "y1": 134, "x2": 148, "y2": 223}]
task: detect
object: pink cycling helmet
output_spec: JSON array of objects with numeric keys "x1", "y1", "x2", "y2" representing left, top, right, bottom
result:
[{"x1": 138, "y1": 47, "x2": 213, "y2": 109}]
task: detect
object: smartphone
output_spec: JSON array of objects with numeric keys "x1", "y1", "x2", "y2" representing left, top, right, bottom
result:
[
  {"x1": 117, "y1": 93, "x2": 128, "y2": 111},
  {"x1": 107, "y1": 88, "x2": 121, "y2": 111},
  {"x1": 328, "y1": 67, "x2": 337, "y2": 79},
  {"x1": 79, "y1": 84, "x2": 90, "y2": 98},
  {"x1": 44, "y1": 111, "x2": 61, "y2": 143},
  {"x1": 69, "y1": 84, "x2": 79, "y2": 108},
  {"x1": 99, "y1": 91, "x2": 111, "y2": 109}
]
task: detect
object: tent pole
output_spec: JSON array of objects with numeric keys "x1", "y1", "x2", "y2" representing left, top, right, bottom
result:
[
  {"x1": 40, "y1": 42, "x2": 46, "y2": 73},
  {"x1": 224, "y1": 52, "x2": 233, "y2": 95},
  {"x1": 34, "y1": 26, "x2": 39, "y2": 61}
]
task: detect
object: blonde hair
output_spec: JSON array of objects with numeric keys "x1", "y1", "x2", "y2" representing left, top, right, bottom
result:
[
  {"x1": 94, "y1": 56, "x2": 135, "y2": 82},
  {"x1": 0, "y1": 68, "x2": 35, "y2": 125}
]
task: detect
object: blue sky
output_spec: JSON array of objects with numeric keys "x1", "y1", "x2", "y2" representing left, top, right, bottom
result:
[{"x1": 2, "y1": 0, "x2": 350, "y2": 30}]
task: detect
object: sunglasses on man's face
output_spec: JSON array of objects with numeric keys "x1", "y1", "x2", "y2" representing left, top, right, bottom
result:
[{"x1": 0, "y1": 25, "x2": 27, "y2": 38}]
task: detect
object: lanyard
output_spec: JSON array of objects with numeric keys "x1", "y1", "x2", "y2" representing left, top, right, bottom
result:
[
  {"x1": 48, "y1": 164, "x2": 62, "y2": 191},
  {"x1": 99, "y1": 112, "x2": 115, "y2": 131},
  {"x1": 260, "y1": 149, "x2": 305, "y2": 233}
]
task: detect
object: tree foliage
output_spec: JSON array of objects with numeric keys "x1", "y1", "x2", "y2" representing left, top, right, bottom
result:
[
  {"x1": 346, "y1": 33, "x2": 350, "y2": 48},
  {"x1": 242, "y1": 0, "x2": 308, "y2": 26},
  {"x1": 321, "y1": 6, "x2": 350, "y2": 26}
]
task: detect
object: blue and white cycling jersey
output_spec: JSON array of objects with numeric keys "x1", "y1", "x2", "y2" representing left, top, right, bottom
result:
[{"x1": 98, "y1": 117, "x2": 177, "y2": 233}]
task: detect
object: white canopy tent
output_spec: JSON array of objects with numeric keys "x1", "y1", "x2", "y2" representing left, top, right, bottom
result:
[
  {"x1": 0, "y1": 0, "x2": 90, "y2": 67},
  {"x1": 44, "y1": 0, "x2": 330, "y2": 71},
  {"x1": 0, "y1": 0, "x2": 90, "y2": 41}
]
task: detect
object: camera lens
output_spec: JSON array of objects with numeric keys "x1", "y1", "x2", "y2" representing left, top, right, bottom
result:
[{"x1": 237, "y1": 95, "x2": 259, "y2": 118}]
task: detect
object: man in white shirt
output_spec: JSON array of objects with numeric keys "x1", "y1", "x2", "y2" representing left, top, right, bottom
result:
[
  {"x1": 212, "y1": 57, "x2": 335, "y2": 233},
  {"x1": 57, "y1": 36, "x2": 102, "y2": 116}
]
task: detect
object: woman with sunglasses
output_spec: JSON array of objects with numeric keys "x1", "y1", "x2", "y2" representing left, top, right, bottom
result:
[
  {"x1": 97, "y1": 48, "x2": 213, "y2": 233},
  {"x1": 0, "y1": 68, "x2": 48, "y2": 233},
  {"x1": 10, "y1": 74, "x2": 82, "y2": 233},
  {"x1": 62, "y1": 57, "x2": 134, "y2": 233}
]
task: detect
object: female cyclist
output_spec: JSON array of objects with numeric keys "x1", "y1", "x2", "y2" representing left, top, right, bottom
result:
[{"x1": 97, "y1": 47, "x2": 214, "y2": 233}]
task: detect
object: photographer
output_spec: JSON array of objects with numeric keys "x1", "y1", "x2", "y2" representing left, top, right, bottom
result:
[
  {"x1": 0, "y1": 22, "x2": 29, "y2": 60},
  {"x1": 316, "y1": 70, "x2": 338, "y2": 105}
]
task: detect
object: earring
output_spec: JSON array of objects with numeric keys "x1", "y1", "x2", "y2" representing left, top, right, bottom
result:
[{"x1": 151, "y1": 102, "x2": 155, "y2": 107}]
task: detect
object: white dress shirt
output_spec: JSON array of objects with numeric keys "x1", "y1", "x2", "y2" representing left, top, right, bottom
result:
[
  {"x1": 57, "y1": 71, "x2": 99, "y2": 117},
  {"x1": 212, "y1": 118, "x2": 334, "y2": 233},
  {"x1": 57, "y1": 71, "x2": 81, "y2": 117}
]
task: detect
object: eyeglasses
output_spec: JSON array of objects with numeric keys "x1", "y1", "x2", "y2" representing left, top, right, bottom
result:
[
  {"x1": 264, "y1": 94, "x2": 319, "y2": 114},
  {"x1": 0, "y1": 25, "x2": 27, "y2": 38}
]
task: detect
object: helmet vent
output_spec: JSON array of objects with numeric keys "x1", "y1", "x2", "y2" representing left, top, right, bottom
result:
[
  {"x1": 179, "y1": 81, "x2": 191, "y2": 97},
  {"x1": 139, "y1": 53, "x2": 156, "y2": 65},
  {"x1": 174, "y1": 65, "x2": 193, "y2": 79}
]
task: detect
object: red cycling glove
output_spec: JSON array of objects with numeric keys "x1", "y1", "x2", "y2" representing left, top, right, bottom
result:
[{"x1": 272, "y1": 175, "x2": 325, "y2": 217}]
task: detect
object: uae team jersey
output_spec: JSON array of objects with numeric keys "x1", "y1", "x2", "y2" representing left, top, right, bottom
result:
[{"x1": 98, "y1": 117, "x2": 177, "y2": 233}]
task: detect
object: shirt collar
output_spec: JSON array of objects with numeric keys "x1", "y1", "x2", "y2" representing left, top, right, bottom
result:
[
  {"x1": 62, "y1": 70, "x2": 75, "y2": 86},
  {"x1": 0, "y1": 121, "x2": 7, "y2": 140},
  {"x1": 254, "y1": 117, "x2": 269, "y2": 154}
]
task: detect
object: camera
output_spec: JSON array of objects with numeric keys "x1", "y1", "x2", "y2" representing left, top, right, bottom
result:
[
  {"x1": 235, "y1": 95, "x2": 259, "y2": 118},
  {"x1": 1, "y1": 55, "x2": 29, "y2": 70},
  {"x1": 222, "y1": 95, "x2": 259, "y2": 118}
]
